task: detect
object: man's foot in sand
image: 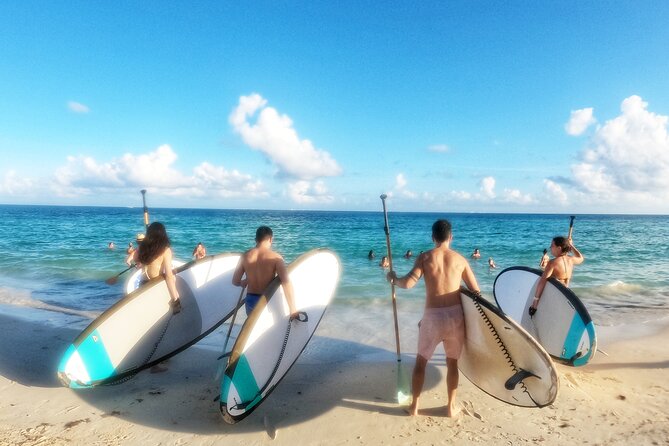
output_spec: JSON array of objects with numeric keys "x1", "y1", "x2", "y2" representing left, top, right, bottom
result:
[
  {"x1": 404, "y1": 401, "x2": 419, "y2": 416},
  {"x1": 446, "y1": 404, "x2": 460, "y2": 418}
]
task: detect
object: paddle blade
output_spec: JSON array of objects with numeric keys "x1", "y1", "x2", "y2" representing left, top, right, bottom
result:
[
  {"x1": 396, "y1": 362, "x2": 411, "y2": 405},
  {"x1": 105, "y1": 276, "x2": 119, "y2": 285}
]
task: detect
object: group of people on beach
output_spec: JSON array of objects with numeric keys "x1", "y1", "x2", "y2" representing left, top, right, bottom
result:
[{"x1": 119, "y1": 215, "x2": 583, "y2": 419}]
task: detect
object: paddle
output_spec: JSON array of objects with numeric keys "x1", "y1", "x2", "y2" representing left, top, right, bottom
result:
[
  {"x1": 105, "y1": 264, "x2": 135, "y2": 285},
  {"x1": 568, "y1": 215, "x2": 575, "y2": 240},
  {"x1": 214, "y1": 286, "x2": 247, "y2": 381},
  {"x1": 380, "y1": 194, "x2": 411, "y2": 405},
  {"x1": 141, "y1": 189, "x2": 149, "y2": 229}
]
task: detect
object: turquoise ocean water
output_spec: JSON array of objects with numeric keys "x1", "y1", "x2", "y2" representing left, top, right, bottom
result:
[{"x1": 1, "y1": 205, "x2": 668, "y2": 346}]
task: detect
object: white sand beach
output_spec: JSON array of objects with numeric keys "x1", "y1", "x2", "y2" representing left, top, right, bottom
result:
[{"x1": 1, "y1": 309, "x2": 668, "y2": 446}]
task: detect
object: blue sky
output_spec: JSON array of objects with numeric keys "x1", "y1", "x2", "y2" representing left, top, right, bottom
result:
[{"x1": 1, "y1": 1, "x2": 669, "y2": 213}]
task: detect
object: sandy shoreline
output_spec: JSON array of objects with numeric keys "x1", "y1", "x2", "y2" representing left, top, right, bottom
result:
[{"x1": 1, "y1": 309, "x2": 668, "y2": 446}]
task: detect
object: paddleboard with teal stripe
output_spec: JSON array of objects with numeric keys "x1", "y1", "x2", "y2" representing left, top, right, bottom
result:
[
  {"x1": 493, "y1": 266, "x2": 597, "y2": 366},
  {"x1": 58, "y1": 253, "x2": 242, "y2": 387},
  {"x1": 220, "y1": 249, "x2": 340, "y2": 424}
]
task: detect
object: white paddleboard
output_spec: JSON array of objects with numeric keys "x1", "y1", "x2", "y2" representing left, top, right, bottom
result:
[
  {"x1": 125, "y1": 260, "x2": 185, "y2": 294},
  {"x1": 58, "y1": 253, "x2": 242, "y2": 387},
  {"x1": 459, "y1": 288, "x2": 558, "y2": 407},
  {"x1": 493, "y1": 266, "x2": 596, "y2": 367},
  {"x1": 219, "y1": 249, "x2": 340, "y2": 424}
]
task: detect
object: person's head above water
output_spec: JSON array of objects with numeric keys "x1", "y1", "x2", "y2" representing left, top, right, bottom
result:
[{"x1": 551, "y1": 236, "x2": 571, "y2": 255}]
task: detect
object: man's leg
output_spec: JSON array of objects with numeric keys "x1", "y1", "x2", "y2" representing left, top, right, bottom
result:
[
  {"x1": 408, "y1": 355, "x2": 428, "y2": 416},
  {"x1": 445, "y1": 357, "x2": 459, "y2": 417}
]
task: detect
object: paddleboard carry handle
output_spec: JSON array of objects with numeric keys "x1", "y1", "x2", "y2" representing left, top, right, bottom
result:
[
  {"x1": 505, "y1": 368, "x2": 540, "y2": 390},
  {"x1": 290, "y1": 311, "x2": 308, "y2": 322}
]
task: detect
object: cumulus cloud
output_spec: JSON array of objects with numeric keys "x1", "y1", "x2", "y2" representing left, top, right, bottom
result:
[
  {"x1": 0, "y1": 170, "x2": 34, "y2": 194},
  {"x1": 393, "y1": 173, "x2": 416, "y2": 198},
  {"x1": 565, "y1": 107, "x2": 596, "y2": 136},
  {"x1": 68, "y1": 101, "x2": 90, "y2": 114},
  {"x1": 501, "y1": 188, "x2": 534, "y2": 204},
  {"x1": 480, "y1": 176, "x2": 496, "y2": 199},
  {"x1": 570, "y1": 95, "x2": 669, "y2": 204},
  {"x1": 229, "y1": 93, "x2": 342, "y2": 180},
  {"x1": 286, "y1": 180, "x2": 334, "y2": 204},
  {"x1": 52, "y1": 145, "x2": 267, "y2": 198},
  {"x1": 428, "y1": 144, "x2": 450, "y2": 153},
  {"x1": 543, "y1": 179, "x2": 568, "y2": 205}
]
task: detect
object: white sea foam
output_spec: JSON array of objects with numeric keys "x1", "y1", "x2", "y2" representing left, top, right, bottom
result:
[{"x1": 0, "y1": 286, "x2": 100, "y2": 320}]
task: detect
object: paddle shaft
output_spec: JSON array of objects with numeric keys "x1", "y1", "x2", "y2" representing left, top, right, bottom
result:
[
  {"x1": 141, "y1": 189, "x2": 149, "y2": 229},
  {"x1": 215, "y1": 286, "x2": 246, "y2": 381},
  {"x1": 105, "y1": 264, "x2": 135, "y2": 284},
  {"x1": 380, "y1": 195, "x2": 402, "y2": 360}
]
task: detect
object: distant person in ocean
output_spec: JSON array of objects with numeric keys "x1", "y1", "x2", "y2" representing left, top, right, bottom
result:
[
  {"x1": 134, "y1": 222, "x2": 181, "y2": 314},
  {"x1": 386, "y1": 219, "x2": 481, "y2": 418},
  {"x1": 488, "y1": 257, "x2": 497, "y2": 269},
  {"x1": 530, "y1": 236, "x2": 584, "y2": 316},
  {"x1": 379, "y1": 256, "x2": 390, "y2": 268},
  {"x1": 108, "y1": 242, "x2": 115, "y2": 250},
  {"x1": 471, "y1": 248, "x2": 481, "y2": 259},
  {"x1": 192, "y1": 242, "x2": 206, "y2": 260},
  {"x1": 232, "y1": 225, "x2": 298, "y2": 318},
  {"x1": 125, "y1": 242, "x2": 135, "y2": 266},
  {"x1": 404, "y1": 250, "x2": 413, "y2": 259},
  {"x1": 539, "y1": 249, "x2": 549, "y2": 270},
  {"x1": 368, "y1": 250, "x2": 375, "y2": 260}
]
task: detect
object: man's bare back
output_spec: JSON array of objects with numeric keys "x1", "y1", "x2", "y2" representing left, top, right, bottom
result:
[
  {"x1": 399, "y1": 246, "x2": 479, "y2": 308},
  {"x1": 238, "y1": 246, "x2": 285, "y2": 295}
]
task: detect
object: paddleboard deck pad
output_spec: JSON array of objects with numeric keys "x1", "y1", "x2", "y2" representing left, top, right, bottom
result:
[
  {"x1": 58, "y1": 253, "x2": 243, "y2": 387},
  {"x1": 220, "y1": 249, "x2": 340, "y2": 424},
  {"x1": 493, "y1": 266, "x2": 596, "y2": 366},
  {"x1": 459, "y1": 288, "x2": 558, "y2": 407}
]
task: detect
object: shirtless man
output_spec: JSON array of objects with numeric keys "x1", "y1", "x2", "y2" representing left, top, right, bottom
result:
[
  {"x1": 530, "y1": 236, "x2": 584, "y2": 316},
  {"x1": 232, "y1": 226, "x2": 298, "y2": 318},
  {"x1": 387, "y1": 219, "x2": 480, "y2": 417}
]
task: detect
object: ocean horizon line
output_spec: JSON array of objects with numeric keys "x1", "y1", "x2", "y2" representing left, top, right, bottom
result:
[{"x1": 1, "y1": 203, "x2": 668, "y2": 218}]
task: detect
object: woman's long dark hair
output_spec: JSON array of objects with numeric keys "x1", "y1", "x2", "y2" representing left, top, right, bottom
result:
[
  {"x1": 138, "y1": 222, "x2": 171, "y2": 265},
  {"x1": 552, "y1": 236, "x2": 571, "y2": 254}
]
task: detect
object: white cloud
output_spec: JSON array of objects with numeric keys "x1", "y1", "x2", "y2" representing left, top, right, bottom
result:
[
  {"x1": 570, "y1": 95, "x2": 669, "y2": 205},
  {"x1": 543, "y1": 179, "x2": 568, "y2": 205},
  {"x1": 393, "y1": 173, "x2": 416, "y2": 198},
  {"x1": 480, "y1": 176, "x2": 496, "y2": 199},
  {"x1": 51, "y1": 145, "x2": 266, "y2": 199},
  {"x1": 501, "y1": 188, "x2": 534, "y2": 204},
  {"x1": 229, "y1": 93, "x2": 342, "y2": 180},
  {"x1": 565, "y1": 107, "x2": 596, "y2": 136},
  {"x1": 428, "y1": 144, "x2": 450, "y2": 153},
  {"x1": 286, "y1": 180, "x2": 334, "y2": 204},
  {"x1": 0, "y1": 170, "x2": 34, "y2": 194},
  {"x1": 68, "y1": 101, "x2": 90, "y2": 114}
]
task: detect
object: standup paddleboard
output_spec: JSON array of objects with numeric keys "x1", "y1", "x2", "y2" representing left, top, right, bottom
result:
[
  {"x1": 459, "y1": 288, "x2": 558, "y2": 407},
  {"x1": 125, "y1": 260, "x2": 185, "y2": 294},
  {"x1": 493, "y1": 266, "x2": 596, "y2": 366},
  {"x1": 220, "y1": 249, "x2": 340, "y2": 424},
  {"x1": 58, "y1": 253, "x2": 243, "y2": 387}
]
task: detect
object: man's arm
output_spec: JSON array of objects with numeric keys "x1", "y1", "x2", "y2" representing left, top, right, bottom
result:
[
  {"x1": 276, "y1": 258, "x2": 298, "y2": 317},
  {"x1": 462, "y1": 261, "x2": 480, "y2": 293},
  {"x1": 232, "y1": 257, "x2": 247, "y2": 288},
  {"x1": 387, "y1": 255, "x2": 423, "y2": 289}
]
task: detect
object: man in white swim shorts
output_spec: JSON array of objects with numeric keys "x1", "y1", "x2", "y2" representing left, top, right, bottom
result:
[{"x1": 388, "y1": 219, "x2": 481, "y2": 418}]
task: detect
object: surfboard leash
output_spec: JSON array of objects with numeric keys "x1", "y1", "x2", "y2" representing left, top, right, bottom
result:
[
  {"x1": 471, "y1": 296, "x2": 540, "y2": 406},
  {"x1": 104, "y1": 312, "x2": 174, "y2": 386},
  {"x1": 229, "y1": 312, "x2": 308, "y2": 411}
]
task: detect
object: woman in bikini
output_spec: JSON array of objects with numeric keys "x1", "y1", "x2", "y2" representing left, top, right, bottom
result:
[
  {"x1": 135, "y1": 222, "x2": 181, "y2": 313},
  {"x1": 529, "y1": 236, "x2": 584, "y2": 316}
]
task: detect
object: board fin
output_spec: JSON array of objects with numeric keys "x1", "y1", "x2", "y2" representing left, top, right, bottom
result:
[{"x1": 504, "y1": 368, "x2": 540, "y2": 390}]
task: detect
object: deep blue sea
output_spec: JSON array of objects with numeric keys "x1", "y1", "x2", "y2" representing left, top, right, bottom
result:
[{"x1": 1, "y1": 205, "x2": 668, "y2": 342}]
